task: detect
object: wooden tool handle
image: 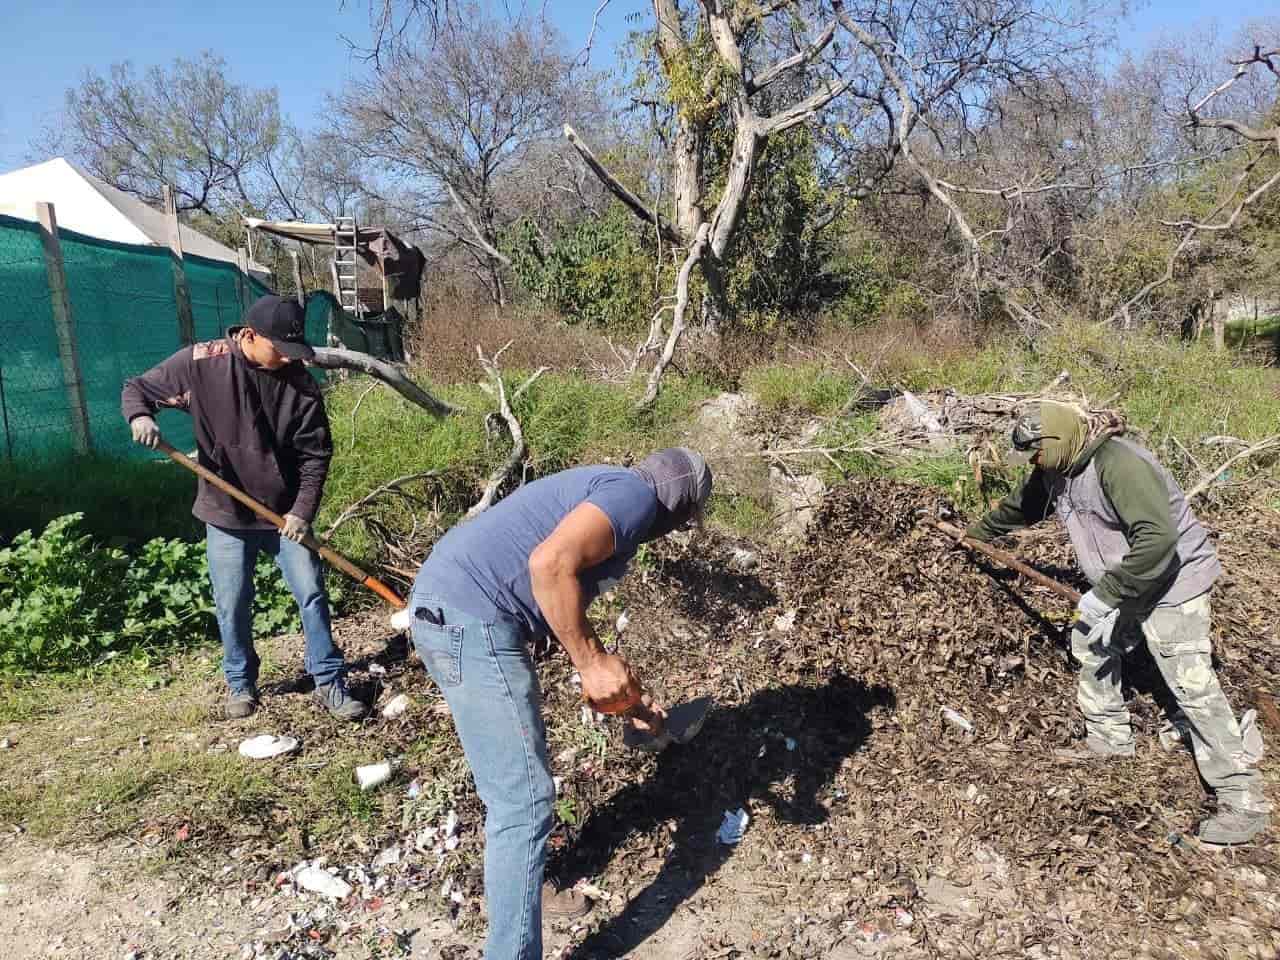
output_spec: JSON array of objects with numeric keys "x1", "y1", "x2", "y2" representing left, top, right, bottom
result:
[
  {"x1": 157, "y1": 440, "x2": 405, "y2": 608},
  {"x1": 934, "y1": 519, "x2": 1082, "y2": 604}
]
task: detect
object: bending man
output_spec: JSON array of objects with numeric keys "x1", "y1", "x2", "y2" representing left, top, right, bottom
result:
[
  {"x1": 967, "y1": 400, "x2": 1268, "y2": 845},
  {"x1": 406, "y1": 448, "x2": 712, "y2": 959}
]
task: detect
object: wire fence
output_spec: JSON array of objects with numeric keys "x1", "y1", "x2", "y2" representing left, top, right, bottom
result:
[{"x1": 0, "y1": 212, "x2": 326, "y2": 461}]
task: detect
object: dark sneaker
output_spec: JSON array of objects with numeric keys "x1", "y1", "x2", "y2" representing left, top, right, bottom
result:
[
  {"x1": 1197, "y1": 806, "x2": 1269, "y2": 846},
  {"x1": 542, "y1": 881, "x2": 592, "y2": 919},
  {"x1": 313, "y1": 681, "x2": 367, "y2": 721},
  {"x1": 1053, "y1": 734, "x2": 1135, "y2": 761},
  {"x1": 226, "y1": 688, "x2": 259, "y2": 720}
]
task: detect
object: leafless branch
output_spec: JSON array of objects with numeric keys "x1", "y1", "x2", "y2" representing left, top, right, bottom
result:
[
  {"x1": 324, "y1": 471, "x2": 441, "y2": 538},
  {"x1": 1186, "y1": 434, "x2": 1280, "y2": 500},
  {"x1": 348, "y1": 381, "x2": 381, "y2": 452},
  {"x1": 563, "y1": 125, "x2": 686, "y2": 245},
  {"x1": 310, "y1": 346, "x2": 456, "y2": 417},
  {"x1": 575, "y1": 0, "x2": 613, "y2": 66},
  {"x1": 638, "y1": 223, "x2": 710, "y2": 409},
  {"x1": 446, "y1": 182, "x2": 512, "y2": 266},
  {"x1": 467, "y1": 343, "x2": 548, "y2": 517},
  {"x1": 748, "y1": 21, "x2": 837, "y2": 96}
]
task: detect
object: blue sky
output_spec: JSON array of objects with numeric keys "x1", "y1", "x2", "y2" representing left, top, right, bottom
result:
[{"x1": 0, "y1": 0, "x2": 1265, "y2": 174}]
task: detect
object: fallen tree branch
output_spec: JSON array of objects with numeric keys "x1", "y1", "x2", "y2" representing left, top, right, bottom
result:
[
  {"x1": 310, "y1": 346, "x2": 456, "y2": 418},
  {"x1": 348, "y1": 382, "x2": 380, "y2": 452},
  {"x1": 1186, "y1": 434, "x2": 1280, "y2": 500},
  {"x1": 467, "y1": 343, "x2": 548, "y2": 518},
  {"x1": 324, "y1": 471, "x2": 441, "y2": 538}
]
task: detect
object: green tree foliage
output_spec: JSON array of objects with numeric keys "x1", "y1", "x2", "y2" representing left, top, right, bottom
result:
[
  {"x1": 709, "y1": 122, "x2": 852, "y2": 332},
  {"x1": 503, "y1": 204, "x2": 660, "y2": 329}
]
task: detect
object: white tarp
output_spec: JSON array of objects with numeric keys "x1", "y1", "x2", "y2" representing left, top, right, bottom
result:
[{"x1": 0, "y1": 158, "x2": 271, "y2": 280}]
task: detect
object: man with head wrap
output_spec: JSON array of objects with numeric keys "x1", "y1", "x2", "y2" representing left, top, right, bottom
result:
[
  {"x1": 967, "y1": 400, "x2": 1269, "y2": 845},
  {"x1": 404, "y1": 448, "x2": 712, "y2": 959}
]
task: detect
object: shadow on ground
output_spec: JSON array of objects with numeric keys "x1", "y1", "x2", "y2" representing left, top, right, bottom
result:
[{"x1": 549, "y1": 675, "x2": 895, "y2": 959}]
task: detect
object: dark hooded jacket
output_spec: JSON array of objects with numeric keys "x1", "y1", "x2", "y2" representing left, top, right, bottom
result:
[{"x1": 121, "y1": 338, "x2": 332, "y2": 529}]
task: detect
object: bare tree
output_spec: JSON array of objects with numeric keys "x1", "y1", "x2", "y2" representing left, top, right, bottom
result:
[
  {"x1": 568, "y1": 0, "x2": 1117, "y2": 403},
  {"x1": 41, "y1": 53, "x2": 298, "y2": 217},
  {"x1": 340, "y1": 6, "x2": 593, "y2": 305},
  {"x1": 1106, "y1": 44, "x2": 1280, "y2": 328}
]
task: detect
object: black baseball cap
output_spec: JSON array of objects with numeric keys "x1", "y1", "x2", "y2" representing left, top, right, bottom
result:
[{"x1": 237, "y1": 295, "x2": 314, "y2": 361}]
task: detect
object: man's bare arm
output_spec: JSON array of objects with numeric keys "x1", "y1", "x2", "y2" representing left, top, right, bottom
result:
[{"x1": 529, "y1": 503, "x2": 657, "y2": 724}]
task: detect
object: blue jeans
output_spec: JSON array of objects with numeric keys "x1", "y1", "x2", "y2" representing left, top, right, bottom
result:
[
  {"x1": 206, "y1": 524, "x2": 347, "y2": 691},
  {"x1": 409, "y1": 592, "x2": 554, "y2": 960}
]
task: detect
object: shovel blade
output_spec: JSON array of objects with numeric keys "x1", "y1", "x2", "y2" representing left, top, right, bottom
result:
[{"x1": 623, "y1": 696, "x2": 713, "y2": 753}]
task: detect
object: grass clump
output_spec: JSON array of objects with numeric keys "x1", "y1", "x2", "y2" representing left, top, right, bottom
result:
[
  {"x1": 707, "y1": 492, "x2": 775, "y2": 538},
  {"x1": 742, "y1": 363, "x2": 859, "y2": 416}
]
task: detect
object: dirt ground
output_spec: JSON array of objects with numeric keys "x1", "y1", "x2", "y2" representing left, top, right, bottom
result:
[{"x1": 1, "y1": 480, "x2": 1278, "y2": 960}]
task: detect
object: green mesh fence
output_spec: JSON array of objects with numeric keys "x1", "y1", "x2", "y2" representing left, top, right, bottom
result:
[{"x1": 0, "y1": 214, "x2": 311, "y2": 462}]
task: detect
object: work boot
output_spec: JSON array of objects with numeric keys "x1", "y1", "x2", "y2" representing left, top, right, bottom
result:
[
  {"x1": 542, "y1": 881, "x2": 592, "y2": 919},
  {"x1": 226, "y1": 688, "x2": 259, "y2": 720},
  {"x1": 313, "y1": 681, "x2": 367, "y2": 721},
  {"x1": 1053, "y1": 734, "x2": 1135, "y2": 761},
  {"x1": 1197, "y1": 805, "x2": 1269, "y2": 846}
]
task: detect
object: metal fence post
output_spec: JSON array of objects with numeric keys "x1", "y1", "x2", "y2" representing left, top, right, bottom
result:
[{"x1": 35, "y1": 202, "x2": 92, "y2": 455}]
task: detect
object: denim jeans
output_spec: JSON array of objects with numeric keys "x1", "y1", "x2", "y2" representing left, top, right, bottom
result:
[
  {"x1": 409, "y1": 591, "x2": 554, "y2": 960},
  {"x1": 205, "y1": 524, "x2": 346, "y2": 691}
]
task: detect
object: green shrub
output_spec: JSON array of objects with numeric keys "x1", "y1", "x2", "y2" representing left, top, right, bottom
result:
[
  {"x1": 503, "y1": 204, "x2": 659, "y2": 330},
  {"x1": 742, "y1": 364, "x2": 858, "y2": 416},
  {"x1": 0, "y1": 514, "x2": 301, "y2": 673}
]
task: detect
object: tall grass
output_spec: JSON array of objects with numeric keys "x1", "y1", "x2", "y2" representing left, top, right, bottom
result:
[
  {"x1": 0, "y1": 454, "x2": 201, "y2": 544},
  {"x1": 320, "y1": 370, "x2": 716, "y2": 560}
]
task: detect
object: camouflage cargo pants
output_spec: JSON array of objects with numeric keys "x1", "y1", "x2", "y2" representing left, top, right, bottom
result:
[{"x1": 1072, "y1": 592, "x2": 1268, "y2": 813}]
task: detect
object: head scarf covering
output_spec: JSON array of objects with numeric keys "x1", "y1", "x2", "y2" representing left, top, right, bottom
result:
[
  {"x1": 1011, "y1": 400, "x2": 1126, "y2": 473},
  {"x1": 632, "y1": 447, "x2": 713, "y2": 539}
]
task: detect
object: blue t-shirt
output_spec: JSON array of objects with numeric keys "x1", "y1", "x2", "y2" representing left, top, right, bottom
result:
[{"x1": 414, "y1": 466, "x2": 658, "y2": 636}]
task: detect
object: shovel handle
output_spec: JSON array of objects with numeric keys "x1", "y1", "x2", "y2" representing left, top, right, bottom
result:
[
  {"x1": 156, "y1": 440, "x2": 405, "y2": 608},
  {"x1": 934, "y1": 519, "x2": 1082, "y2": 604}
]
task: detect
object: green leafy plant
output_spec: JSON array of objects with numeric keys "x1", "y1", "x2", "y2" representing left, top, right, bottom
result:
[{"x1": 0, "y1": 514, "x2": 304, "y2": 673}]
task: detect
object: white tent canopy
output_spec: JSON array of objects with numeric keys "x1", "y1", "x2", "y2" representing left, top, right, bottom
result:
[{"x1": 0, "y1": 158, "x2": 271, "y2": 281}]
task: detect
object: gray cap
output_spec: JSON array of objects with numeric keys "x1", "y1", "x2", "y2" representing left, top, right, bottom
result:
[{"x1": 632, "y1": 447, "x2": 713, "y2": 537}]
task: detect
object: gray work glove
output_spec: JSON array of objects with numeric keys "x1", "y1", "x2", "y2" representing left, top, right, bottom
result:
[
  {"x1": 1075, "y1": 589, "x2": 1118, "y2": 654},
  {"x1": 130, "y1": 415, "x2": 161, "y2": 449},
  {"x1": 281, "y1": 513, "x2": 311, "y2": 543}
]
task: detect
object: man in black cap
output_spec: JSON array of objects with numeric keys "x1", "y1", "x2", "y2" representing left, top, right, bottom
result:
[{"x1": 121, "y1": 295, "x2": 366, "y2": 721}]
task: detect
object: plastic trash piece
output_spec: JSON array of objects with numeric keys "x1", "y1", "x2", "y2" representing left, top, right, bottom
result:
[
  {"x1": 381, "y1": 694, "x2": 411, "y2": 719},
  {"x1": 238, "y1": 735, "x2": 300, "y2": 760},
  {"x1": 941, "y1": 707, "x2": 974, "y2": 733},
  {"x1": 294, "y1": 866, "x2": 353, "y2": 900},
  {"x1": 717, "y1": 808, "x2": 749, "y2": 845},
  {"x1": 615, "y1": 611, "x2": 630, "y2": 634},
  {"x1": 389, "y1": 608, "x2": 413, "y2": 632},
  {"x1": 356, "y1": 761, "x2": 393, "y2": 791}
]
